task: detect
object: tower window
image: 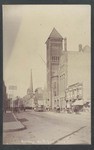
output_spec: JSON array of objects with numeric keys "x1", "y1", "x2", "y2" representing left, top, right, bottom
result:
[{"x1": 52, "y1": 56, "x2": 59, "y2": 61}]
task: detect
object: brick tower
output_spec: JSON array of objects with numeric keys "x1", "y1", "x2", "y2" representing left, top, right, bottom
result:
[{"x1": 45, "y1": 28, "x2": 63, "y2": 109}]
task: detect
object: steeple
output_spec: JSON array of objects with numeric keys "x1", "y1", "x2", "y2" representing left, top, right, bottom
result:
[
  {"x1": 30, "y1": 69, "x2": 33, "y2": 92},
  {"x1": 27, "y1": 69, "x2": 33, "y2": 96}
]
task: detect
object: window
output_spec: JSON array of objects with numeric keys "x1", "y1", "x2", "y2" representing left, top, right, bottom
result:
[
  {"x1": 53, "y1": 82, "x2": 56, "y2": 89},
  {"x1": 57, "y1": 99, "x2": 59, "y2": 105},
  {"x1": 54, "y1": 100, "x2": 56, "y2": 105},
  {"x1": 52, "y1": 56, "x2": 59, "y2": 61},
  {"x1": 54, "y1": 91, "x2": 56, "y2": 96},
  {"x1": 60, "y1": 74, "x2": 65, "y2": 92}
]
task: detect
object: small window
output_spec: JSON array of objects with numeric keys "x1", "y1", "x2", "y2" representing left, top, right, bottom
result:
[
  {"x1": 54, "y1": 91, "x2": 56, "y2": 96},
  {"x1": 54, "y1": 100, "x2": 56, "y2": 105}
]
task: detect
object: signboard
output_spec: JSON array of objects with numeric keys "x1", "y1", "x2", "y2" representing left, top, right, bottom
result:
[
  {"x1": 9, "y1": 85, "x2": 17, "y2": 90},
  {"x1": 9, "y1": 94, "x2": 13, "y2": 99}
]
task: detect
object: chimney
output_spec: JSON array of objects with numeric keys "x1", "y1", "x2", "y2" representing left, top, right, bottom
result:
[
  {"x1": 79, "y1": 44, "x2": 82, "y2": 52},
  {"x1": 64, "y1": 38, "x2": 67, "y2": 51}
]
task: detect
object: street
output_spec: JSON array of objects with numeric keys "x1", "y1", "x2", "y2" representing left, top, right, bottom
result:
[{"x1": 3, "y1": 110, "x2": 91, "y2": 144}]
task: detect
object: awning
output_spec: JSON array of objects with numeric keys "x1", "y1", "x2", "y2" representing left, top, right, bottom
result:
[{"x1": 72, "y1": 100, "x2": 83, "y2": 106}]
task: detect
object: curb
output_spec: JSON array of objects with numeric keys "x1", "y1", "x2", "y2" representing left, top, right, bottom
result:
[{"x1": 3, "y1": 125, "x2": 26, "y2": 133}]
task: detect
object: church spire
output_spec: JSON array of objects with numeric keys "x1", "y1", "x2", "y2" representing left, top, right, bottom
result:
[
  {"x1": 27, "y1": 69, "x2": 33, "y2": 96},
  {"x1": 30, "y1": 69, "x2": 33, "y2": 92}
]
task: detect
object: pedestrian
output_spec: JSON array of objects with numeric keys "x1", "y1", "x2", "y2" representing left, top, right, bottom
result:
[
  {"x1": 66, "y1": 101, "x2": 71, "y2": 113},
  {"x1": 74, "y1": 105, "x2": 79, "y2": 114},
  {"x1": 56, "y1": 105, "x2": 60, "y2": 113}
]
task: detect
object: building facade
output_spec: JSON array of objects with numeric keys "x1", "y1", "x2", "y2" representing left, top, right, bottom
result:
[
  {"x1": 3, "y1": 81, "x2": 7, "y2": 112},
  {"x1": 46, "y1": 28, "x2": 67, "y2": 109},
  {"x1": 34, "y1": 87, "x2": 44, "y2": 107},
  {"x1": 46, "y1": 28, "x2": 91, "y2": 110},
  {"x1": 59, "y1": 45, "x2": 91, "y2": 109}
]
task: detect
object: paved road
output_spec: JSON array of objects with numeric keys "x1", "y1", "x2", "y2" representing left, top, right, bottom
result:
[{"x1": 3, "y1": 110, "x2": 91, "y2": 144}]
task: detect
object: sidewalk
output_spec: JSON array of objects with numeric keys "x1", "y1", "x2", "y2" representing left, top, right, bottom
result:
[{"x1": 3, "y1": 111, "x2": 26, "y2": 132}]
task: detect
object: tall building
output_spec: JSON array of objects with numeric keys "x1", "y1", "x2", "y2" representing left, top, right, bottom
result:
[
  {"x1": 46, "y1": 28, "x2": 91, "y2": 110},
  {"x1": 46, "y1": 28, "x2": 66, "y2": 109},
  {"x1": 59, "y1": 45, "x2": 91, "y2": 109}
]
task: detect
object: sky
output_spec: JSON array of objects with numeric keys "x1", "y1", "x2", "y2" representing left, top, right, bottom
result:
[{"x1": 3, "y1": 5, "x2": 91, "y2": 98}]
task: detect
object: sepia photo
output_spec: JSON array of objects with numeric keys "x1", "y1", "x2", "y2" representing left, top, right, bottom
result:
[{"x1": 3, "y1": 5, "x2": 91, "y2": 144}]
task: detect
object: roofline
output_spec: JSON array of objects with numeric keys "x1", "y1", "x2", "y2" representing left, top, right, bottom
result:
[{"x1": 45, "y1": 37, "x2": 63, "y2": 44}]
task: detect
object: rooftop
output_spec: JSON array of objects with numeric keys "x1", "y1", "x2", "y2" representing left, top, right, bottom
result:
[{"x1": 46, "y1": 28, "x2": 63, "y2": 43}]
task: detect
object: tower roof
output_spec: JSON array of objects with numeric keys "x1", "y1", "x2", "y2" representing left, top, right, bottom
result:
[
  {"x1": 49, "y1": 28, "x2": 63, "y2": 39},
  {"x1": 46, "y1": 28, "x2": 63, "y2": 43}
]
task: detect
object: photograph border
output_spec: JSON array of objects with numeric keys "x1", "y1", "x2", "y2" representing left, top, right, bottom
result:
[{"x1": 0, "y1": 0, "x2": 94, "y2": 150}]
